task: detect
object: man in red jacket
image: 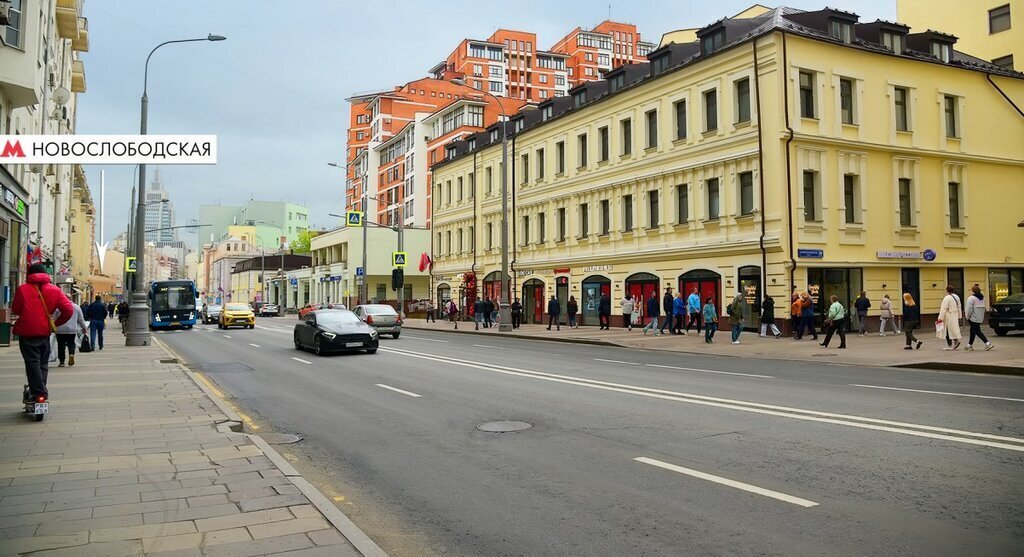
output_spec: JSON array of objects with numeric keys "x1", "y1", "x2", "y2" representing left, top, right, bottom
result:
[{"x1": 12, "y1": 264, "x2": 74, "y2": 401}]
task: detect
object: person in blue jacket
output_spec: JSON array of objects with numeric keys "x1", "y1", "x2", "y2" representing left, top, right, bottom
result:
[
  {"x1": 546, "y1": 295, "x2": 561, "y2": 331},
  {"x1": 672, "y1": 292, "x2": 687, "y2": 335},
  {"x1": 84, "y1": 296, "x2": 109, "y2": 350},
  {"x1": 686, "y1": 287, "x2": 702, "y2": 334}
]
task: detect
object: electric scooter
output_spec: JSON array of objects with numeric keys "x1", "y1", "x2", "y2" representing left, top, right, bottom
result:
[{"x1": 23, "y1": 385, "x2": 47, "y2": 422}]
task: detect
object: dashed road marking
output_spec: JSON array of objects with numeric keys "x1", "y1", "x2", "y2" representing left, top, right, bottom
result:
[
  {"x1": 634, "y1": 457, "x2": 818, "y2": 508},
  {"x1": 291, "y1": 357, "x2": 312, "y2": 365},
  {"x1": 375, "y1": 384, "x2": 423, "y2": 398}
]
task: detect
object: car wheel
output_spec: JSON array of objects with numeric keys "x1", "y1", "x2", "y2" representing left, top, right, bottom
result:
[
  {"x1": 994, "y1": 327, "x2": 1008, "y2": 337},
  {"x1": 314, "y1": 338, "x2": 323, "y2": 356},
  {"x1": 294, "y1": 335, "x2": 303, "y2": 350},
  {"x1": 392, "y1": 332, "x2": 401, "y2": 339},
  {"x1": 249, "y1": 325, "x2": 255, "y2": 329},
  {"x1": 366, "y1": 348, "x2": 377, "y2": 354}
]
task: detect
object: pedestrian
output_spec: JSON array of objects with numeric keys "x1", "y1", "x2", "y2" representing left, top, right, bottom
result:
[
  {"x1": 702, "y1": 296, "x2": 718, "y2": 343},
  {"x1": 790, "y1": 292, "x2": 802, "y2": 338},
  {"x1": 672, "y1": 291, "x2": 687, "y2": 335},
  {"x1": 759, "y1": 294, "x2": 782, "y2": 338},
  {"x1": 511, "y1": 298, "x2": 523, "y2": 329},
  {"x1": 85, "y1": 295, "x2": 108, "y2": 351},
  {"x1": 55, "y1": 301, "x2": 87, "y2": 367},
  {"x1": 798, "y1": 291, "x2": 818, "y2": 340},
  {"x1": 483, "y1": 298, "x2": 494, "y2": 329},
  {"x1": 546, "y1": 295, "x2": 560, "y2": 331},
  {"x1": 473, "y1": 298, "x2": 485, "y2": 330},
  {"x1": 685, "y1": 287, "x2": 702, "y2": 334},
  {"x1": 728, "y1": 294, "x2": 744, "y2": 344},
  {"x1": 621, "y1": 294, "x2": 635, "y2": 331},
  {"x1": 964, "y1": 285, "x2": 994, "y2": 351},
  {"x1": 490, "y1": 298, "x2": 499, "y2": 327},
  {"x1": 642, "y1": 291, "x2": 661, "y2": 336},
  {"x1": 425, "y1": 300, "x2": 436, "y2": 323},
  {"x1": 567, "y1": 296, "x2": 579, "y2": 328},
  {"x1": 854, "y1": 291, "x2": 871, "y2": 336},
  {"x1": 12, "y1": 263, "x2": 75, "y2": 404},
  {"x1": 879, "y1": 294, "x2": 896, "y2": 336},
  {"x1": 902, "y1": 292, "x2": 922, "y2": 350},
  {"x1": 598, "y1": 293, "x2": 611, "y2": 330},
  {"x1": 106, "y1": 301, "x2": 115, "y2": 319},
  {"x1": 659, "y1": 287, "x2": 674, "y2": 335},
  {"x1": 446, "y1": 299, "x2": 459, "y2": 329},
  {"x1": 117, "y1": 300, "x2": 130, "y2": 333},
  {"x1": 937, "y1": 285, "x2": 963, "y2": 351},
  {"x1": 820, "y1": 295, "x2": 847, "y2": 348}
]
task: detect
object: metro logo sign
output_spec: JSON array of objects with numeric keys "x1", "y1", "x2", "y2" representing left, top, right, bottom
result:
[{"x1": 0, "y1": 140, "x2": 25, "y2": 158}]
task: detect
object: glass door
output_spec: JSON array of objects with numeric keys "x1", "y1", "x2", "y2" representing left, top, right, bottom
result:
[{"x1": 581, "y1": 276, "x2": 610, "y2": 326}]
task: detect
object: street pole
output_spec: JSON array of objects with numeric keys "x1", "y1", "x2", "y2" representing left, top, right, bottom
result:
[
  {"x1": 126, "y1": 35, "x2": 225, "y2": 347},
  {"x1": 361, "y1": 178, "x2": 368, "y2": 304},
  {"x1": 396, "y1": 204, "x2": 404, "y2": 317},
  {"x1": 498, "y1": 117, "x2": 511, "y2": 332}
]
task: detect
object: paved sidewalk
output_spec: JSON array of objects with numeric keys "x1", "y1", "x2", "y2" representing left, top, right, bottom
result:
[
  {"x1": 406, "y1": 319, "x2": 1024, "y2": 373},
  {"x1": 0, "y1": 327, "x2": 383, "y2": 557}
]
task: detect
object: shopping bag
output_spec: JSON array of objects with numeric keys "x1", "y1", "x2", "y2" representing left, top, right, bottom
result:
[
  {"x1": 935, "y1": 320, "x2": 946, "y2": 339},
  {"x1": 48, "y1": 335, "x2": 58, "y2": 362},
  {"x1": 79, "y1": 332, "x2": 93, "y2": 353}
]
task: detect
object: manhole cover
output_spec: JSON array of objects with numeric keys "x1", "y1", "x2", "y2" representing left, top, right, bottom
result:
[
  {"x1": 261, "y1": 432, "x2": 303, "y2": 444},
  {"x1": 159, "y1": 358, "x2": 179, "y2": 364},
  {"x1": 477, "y1": 420, "x2": 533, "y2": 433}
]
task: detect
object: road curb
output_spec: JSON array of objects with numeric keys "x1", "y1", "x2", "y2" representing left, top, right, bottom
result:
[
  {"x1": 404, "y1": 324, "x2": 616, "y2": 346},
  {"x1": 894, "y1": 361, "x2": 1024, "y2": 376},
  {"x1": 152, "y1": 335, "x2": 389, "y2": 557}
]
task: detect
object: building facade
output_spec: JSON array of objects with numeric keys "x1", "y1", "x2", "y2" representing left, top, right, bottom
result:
[
  {"x1": 143, "y1": 171, "x2": 175, "y2": 242},
  {"x1": 550, "y1": 21, "x2": 656, "y2": 88},
  {"x1": 430, "y1": 6, "x2": 1024, "y2": 330},
  {"x1": 197, "y1": 200, "x2": 308, "y2": 254},
  {"x1": 898, "y1": 0, "x2": 1022, "y2": 70}
]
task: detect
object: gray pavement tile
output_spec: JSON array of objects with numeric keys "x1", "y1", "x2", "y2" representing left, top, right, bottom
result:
[
  {"x1": 248, "y1": 518, "x2": 330, "y2": 540},
  {"x1": 0, "y1": 508, "x2": 92, "y2": 529},
  {"x1": 0, "y1": 482, "x2": 53, "y2": 497},
  {"x1": 238, "y1": 494, "x2": 310, "y2": 513},
  {"x1": 0, "y1": 531, "x2": 89, "y2": 554},
  {"x1": 9, "y1": 470, "x2": 97, "y2": 486},
  {"x1": 2, "y1": 487, "x2": 95, "y2": 507},
  {"x1": 259, "y1": 469, "x2": 284, "y2": 479},
  {"x1": 0, "y1": 523, "x2": 39, "y2": 540},
  {"x1": 175, "y1": 468, "x2": 220, "y2": 480},
  {"x1": 222, "y1": 477, "x2": 292, "y2": 493},
  {"x1": 306, "y1": 528, "x2": 349, "y2": 547},
  {"x1": 212, "y1": 471, "x2": 264, "y2": 485},
  {"x1": 186, "y1": 493, "x2": 230, "y2": 508},
  {"x1": 139, "y1": 484, "x2": 228, "y2": 502},
  {"x1": 36, "y1": 513, "x2": 144, "y2": 535},
  {"x1": 141, "y1": 532, "x2": 203, "y2": 553},
  {"x1": 98, "y1": 468, "x2": 145, "y2": 479},
  {"x1": 194, "y1": 508, "x2": 294, "y2": 533},
  {"x1": 201, "y1": 532, "x2": 314, "y2": 557},
  {"x1": 89, "y1": 520, "x2": 197, "y2": 542},
  {"x1": 203, "y1": 526, "x2": 252, "y2": 546},
  {"x1": 147, "y1": 548, "x2": 203, "y2": 557},
  {"x1": 226, "y1": 487, "x2": 278, "y2": 503},
  {"x1": 96, "y1": 480, "x2": 181, "y2": 496},
  {"x1": 214, "y1": 462, "x2": 273, "y2": 476},
  {"x1": 142, "y1": 502, "x2": 240, "y2": 524},
  {"x1": 0, "y1": 501, "x2": 45, "y2": 517},
  {"x1": 51, "y1": 474, "x2": 139, "y2": 492},
  {"x1": 214, "y1": 457, "x2": 252, "y2": 468},
  {"x1": 179, "y1": 477, "x2": 215, "y2": 488},
  {"x1": 270, "y1": 543, "x2": 359, "y2": 557},
  {"x1": 138, "y1": 473, "x2": 177, "y2": 482},
  {"x1": 92, "y1": 498, "x2": 188, "y2": 518},
  {"x1": 173, "y1": 461, "x2": 219, "y2": 473},
  {"x1": 44, "y1": 492, "x2": 140, "y2": 512},
  {"x1": 272, "y1": 484, "x2": 301, "y2": 496},
  {"x1": 28, "y1": 539, "x2": 144, "y2": 557}
]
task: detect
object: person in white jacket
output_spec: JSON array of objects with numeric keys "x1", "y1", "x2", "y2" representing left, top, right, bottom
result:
[
  {"x1": 54, "y1": 303, "x2": 87, "y2": 367},
  {"x1": 937, "y1": 285, "x2": 963, "y2": 350},
  {"x1": 964, "y1": 285, "x2": 994, "y2": 351}
]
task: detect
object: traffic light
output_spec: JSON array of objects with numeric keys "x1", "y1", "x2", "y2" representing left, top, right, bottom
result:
[{"x1": 391, "y1": 268, "x2": 404, "y2": 291}]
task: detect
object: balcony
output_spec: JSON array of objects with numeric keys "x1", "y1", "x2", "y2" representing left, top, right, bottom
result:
[
  {"x1": 71, "y1": 59, "x2": 86, "y2": 93},
  {"x1": 72, "y1": 17, "x2": 89, "y2": 52},
  {"x1": 55, "y1": 0, "x2": 82, "y2": 40}
]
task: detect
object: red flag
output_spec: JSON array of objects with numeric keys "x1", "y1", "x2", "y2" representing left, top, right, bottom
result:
[{"x1": 418, "y1": 252, "x2": 432, "y2": 272}]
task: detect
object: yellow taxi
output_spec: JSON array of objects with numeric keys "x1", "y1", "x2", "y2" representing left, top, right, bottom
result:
[{"x1": 218, "y1": 303, "x2": 255, "y2": 329}]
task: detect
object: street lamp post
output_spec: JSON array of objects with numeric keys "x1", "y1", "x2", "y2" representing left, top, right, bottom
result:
[
  {"x1": 450, "y1": 80, "x2": 511, "y2": 331},
  {"x1": 327, "y1": 162, "x2": 369, "y2": 303},
  {"x1": 126, "y1": 35, "x2": 226, "y2": 347},
  {"x1": 255, "y1": 220, "x2": 286, "y2": 305}
]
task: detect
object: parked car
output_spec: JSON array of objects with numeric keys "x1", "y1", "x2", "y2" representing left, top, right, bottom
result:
[
  {"x1": 990, "y1": 293, "x2": 1024, "y2": 336},
  {"x1": 219, "y1": 303, "x2": 255, "y2": 329},
  {"x1": 353, "y1": 304, "x2": 402, "y2": 338},
  {"x1": 298, "y1": 303, "x2": 322, "y2": 319},
  {"x1": 257, "y1": 303, "x2": 280, "y2": 317},
  {"x1": 202, "y1": 304, "x2": 223, "y2": 324},
  {"x1": 294, "y1": 309, "x2": 378, "y2": 355}
]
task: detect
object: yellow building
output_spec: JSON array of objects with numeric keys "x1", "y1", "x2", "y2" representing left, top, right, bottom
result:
[
  {"x1": 430, "y1": 6, "x2": 1024, "y2": 330},
  {"x1": 66, "y1": 165, "x2": 94, "y2": 302},
  {"x1": 898, "y1": 0, "x2": 1021, "y2": 70}
]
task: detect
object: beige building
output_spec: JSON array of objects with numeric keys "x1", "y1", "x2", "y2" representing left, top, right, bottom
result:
[{"x1": 898, "y1": 0, "x2": 1022, "y2": 70}]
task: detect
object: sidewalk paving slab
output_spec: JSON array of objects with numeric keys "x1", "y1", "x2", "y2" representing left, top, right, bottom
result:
[{"x1": 0, "y1": 327, "x2": 383, "y2": 556}]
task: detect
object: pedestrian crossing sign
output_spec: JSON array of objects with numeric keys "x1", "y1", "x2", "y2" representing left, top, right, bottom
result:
[
  {"x1": 346, "y1": 211, "x2": 363, "y2": 227},
  {"x1": 392, "y1": 252, "x2": 407, "y2": 267},
  {"x1": 125, "y1": 257, "x2": 137, "y2": 273}
]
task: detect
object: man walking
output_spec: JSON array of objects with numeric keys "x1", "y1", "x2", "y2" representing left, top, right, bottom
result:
[
  {"x1": 12, "y1": 264, "x2": 75, "y2": 403},
  {"x1": 85, "y1": 296, "x2": 108, "y2": 350},
  {"x1": 659, "y1": 287, "x2": 674, "y2": 335},
  {"x1": 483, "y1": 298, "x2": 494, "y2": 329},
  {"x1": 620, "y1": 294, "x2": 635, "y2": 330},
  {"x1": 511, "y1": 298, "x2": 523, "y2": 329},
  {"x1": 446, "y1": 299, "x2": 459, "y2": 329},
  {"x1": 672, "y1": 291, "x2": 687, "y2": 335},
  {"x1": 854, "y1": 291, "x2": 871, "y2": 335},
  {"x1": 686, "y1": 287, "x2": 702, "y2": 334},
  {"x1": 55, "y1": 302, "x2": 87, "y2": 367},
  {"x1": 598, "y1": 293, "x2": 611, "y2": 330},
  {"x1": 473, "y1": 298, "x2": 485, "y2": 330},
  {"x1": 964, "y1": 285, "x2": 994, "y2": 351},
  {"x1": 425, "y1": 300, "x2": 436, "y2": 323},
  {"x1": 820, "y1": 295, "x2": 847, "y2": 348},
  {"x1": 643, "y1": 291, "x2": 661, "y2": 336},
  {"x1": 546, "y1": 295, "x2": 561, "y2": 331}
]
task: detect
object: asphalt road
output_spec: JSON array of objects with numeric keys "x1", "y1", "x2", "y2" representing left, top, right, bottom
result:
[{"x1": 158, "y1": 320, "x2": 1024, "y2": 557}]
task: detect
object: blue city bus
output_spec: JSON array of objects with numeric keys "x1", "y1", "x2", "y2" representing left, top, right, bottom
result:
[{"x1": 149, "y1": 280, "x2": 198, "y2": 329}]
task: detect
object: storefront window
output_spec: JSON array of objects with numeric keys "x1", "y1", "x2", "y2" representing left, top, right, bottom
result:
[
  {"x1": 807, "y1": 268, "x2": 862, "y2": 330},
  {"x1": 625, "y1": 273, "x2": 660, "y2": 322},
  {"x1": 581, "y1": 275, "x2": 611, "y2": 326},
  {"x1": 989, "y1": 268, "x2": 1024, "y2": 302},
  {"x1": 737, "y1": 266, "x2": 761, "y2": 330},
  {"x1": 679, "y1": 269, "x2": 721, "y2": 319}
]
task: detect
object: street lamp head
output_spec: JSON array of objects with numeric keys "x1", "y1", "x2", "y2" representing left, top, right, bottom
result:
[{"x1": 207, "y1": 34, "x2": 227, "y2": 41}]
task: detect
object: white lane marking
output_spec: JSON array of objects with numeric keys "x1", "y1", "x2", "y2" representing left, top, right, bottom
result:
[
  {"x1": 851, "y1": 384, "x2": 1024, "y2": 403},
  {"x1": 248, "y1": 343, "x2": 261, "y2": 348},
  {"x1": 291, "y1": 357, "x2": 312, "y2": 365},
  {"x1": 223, "y1": 335, "x2": 232, "y2": 339},
  {"x1": 634, "y1": 457, "x2": 818, "y2": 508},
  {"x1": 594, "y1": 358, "x2": 639, "y2": 366},
  {"x1": 401, "y1": 335, "x2": 449, "y2": 343},
  {"x1": 379, "y1": 346, "x2": 1024, "y2": 453},
  {"x1": 645, "y1": 363, "x2": 774, "y2": 379},
  {"x1": 375, "y1": 384, "x2": 422, "y2": 398},
  {"x1": 473, "y1": 344, "x2": 509, "y2": 350}
]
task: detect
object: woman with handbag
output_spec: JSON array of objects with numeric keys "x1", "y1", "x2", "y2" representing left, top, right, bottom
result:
[{"x1": 55, "y1": 302, "x2": 88, "y2": 367}]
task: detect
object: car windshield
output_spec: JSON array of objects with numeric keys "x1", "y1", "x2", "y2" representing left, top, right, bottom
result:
[
  {"x1": 225, "y1": 304, "x2": 251, "y2": 311},
  {"x1": 364, "y1": 305, "x2": 397, "y2": 315},
  {"x1": 316, "y1": 311, "x2": 361, "y2": 325},
  {"x1": 998, "y1": 293, "x2": 1024, "y2": 304},
  {"x1": 208, "y1": 305, "x2": 222, "y2": 311}
]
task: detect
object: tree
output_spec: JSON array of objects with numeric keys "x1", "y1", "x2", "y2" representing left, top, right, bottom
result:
[{"x1": 290, "y1": 230, "x2": 312, "y2": 254}]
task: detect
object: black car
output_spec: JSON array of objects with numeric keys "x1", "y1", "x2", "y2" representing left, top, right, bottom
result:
[
  {"x1": 294, "y1": 309, "x2": 379, "y2": 355},
  {"x1": 990, "y1": 293, "x2": 1024, "y2": 336}
]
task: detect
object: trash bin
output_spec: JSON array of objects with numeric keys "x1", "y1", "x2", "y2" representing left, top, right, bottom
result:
[{"x1": 0, "y1": 322, "x2": 11, "y2": 347}]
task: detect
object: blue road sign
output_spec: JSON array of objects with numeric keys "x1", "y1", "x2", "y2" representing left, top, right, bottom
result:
[
  {"x1": 355, "y1": 267, "x2": 365, "y2": 276},
  {"x1": 346, "y1": 211, "x2": 363, "y2": 227}
]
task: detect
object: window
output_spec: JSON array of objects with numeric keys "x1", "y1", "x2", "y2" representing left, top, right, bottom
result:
[
  {"x1": 739, "y1": 172, "x2": 754, "y2": 215},
  {"x1": 620, "y1": 118, "x2": 632, "y2": 155},
  {"x1": 898, "y1": 178, "x2": 913, "y2": 227},
  {"x1": 457, "y1": 228, "x2": 463, "y2": 253},
  {"x1": 882, "y1": 31, "x2": 904, "y2": 53},
  {"x1": 948, "y1": 181, "x2": 962, "y2": 229},
  {"x1": 473, "y1": 64, "x2": 483, "y2": 76},
  {"x1": 674, "y1": 100, "x2": 687, "y2": 140},
  {"x1": 521, "y1": 154, "x2": 529, "y2": 184},
  {"x1": 485, "y1": 167, "x2": 493, "y2": 194},
  {"x1": 446, "y1": 231, "x2": 452, "y2": 253},
  {"x1": 600, "y1": 199, "x2": 610, "y2": 234},
  {"x1": 556, "y1": 141, "x2": 565, "y2": 174},
  {"x1": 802, "y1": 171, "x2": 819, "y2": 222},
  {"x1": 645, "y1": 109, "x2": 658, "y2": 148},
  {"x1": 623, "y1": 195, "x2": 634, "y2": 232},
  {"x1": 992, "y1": 54, "x2": 1014, "y2": 69},
  {"x1": 704, "y1": 89, "x2": 718, "y2": 131},
  {"x1": 446, "y1": 181, "x2": 452, "y2": 204},
  {"x1": 735, "y1": 78, "x2": 751, "y2": 123},
  {"x1": 457, "y1": 177, "x2": 463, "y2": 201},
  {"x1": 931, "y1": 41, "x2": 952, "y2": 63},
  {"x1": 676, "y1": 184, "x2": 689, "y2": 223},
  {"x1": 609, "y1": 73, "x2": 625, "y2": 92},
  {"x1": 990, "y1": 5, "x2": 1011, "y2": 34},
  {"x1": 648, "y1": 191, "x2": 659, "y2": 228},
  {"x1": 489, "y1": 81, "x2": 502, "y2": 93},
  {"x1": 843, "y1": 175, "x2": 860, "y2": 224},
  {"x1": 436, "y1": 232, "x2": 442, "y2": 254},
  {"x1": 894, "y1": 87, "x2": 909, "y2": 131},
  {"x1": 578, "y1": 133, "x2": 588, "y2": 167},
  {"x1": 585, "y1": 52, "x2": 593, "y2": 61},
  {"x1": 489, "y1": 65, "x2": 502, "y2": 77},
  {"x1": 539, "y1": 74, "x2": 548, "y2": 84},
  {"x1": 944, "y1": 95, "x2": 958, "y2": 138},
  {"x1": 580, "y1": 203, "x2": 589, "y2": 236},
  {"x1": 829, "y1": 19, "x2": 853, "y2": 43},
  {"x1": 485, "y1": 223, "x2": 493, "y2": 250},
  {"x1": 538, "y1": 212, "x2": 546, "y2": 243},
  {"x1": 706, "y1": 178, "x2": 720, "y2": 220},
  {"x1": 558, "y1": 207, "x2": 567, "y2": 241},
  {"x1": 522, "y1": 215, "x2": 530, "y2": 245},
  {"x1": 4, "y1": 0, "x2": 23, "y2": 48},
  {"x1": 799, "y1": 72, "x2": 815, "y2": 118},
  {"x1": 536, "y1": 148, "x2": 545, "y2": 180},
  {"x1": 652, "y1": 55, "x2": 671, "y2": 75},
  {"x1": 574, "y1": 90, "x2": 587, "y2": 107},
  {"x1": 468, "y1": 173, "x2": 475, "y2": 199},
  {"x1": 701, "y1": 28, "x2": 726, "y2": 55},
  {"x1": 840, "y1": 78, "x2": 855, "y2": 124}
]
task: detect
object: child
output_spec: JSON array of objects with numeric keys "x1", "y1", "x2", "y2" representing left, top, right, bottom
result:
[{"x1": 702, "y1": 296, "x2": 718, "y2": 343}]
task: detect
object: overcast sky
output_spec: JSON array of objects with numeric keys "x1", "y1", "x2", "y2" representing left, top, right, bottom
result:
[{"x1": 78, "y1": 0, "x2": 895, "y2": 246}]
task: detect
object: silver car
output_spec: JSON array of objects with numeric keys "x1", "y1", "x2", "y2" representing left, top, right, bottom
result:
[
  {"x1": 202, "y1": 305, "x2": 223, "y2": 324},
  {"x1": 353, "y1": 304, "x2": 402, "y2": 338}
]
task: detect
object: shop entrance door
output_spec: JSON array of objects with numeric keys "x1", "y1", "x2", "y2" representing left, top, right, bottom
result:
[
  {"x1": 625, "y1": 273, "x2": 660, "y2": 324},
  {"x1": 737, "y1": 266, "x2": 762, "y2": 330},
  {"x1": 555, "y1": 277, "x2": 569, "y2": 325},
  {"x1": 901, "y1": 268, "x2": 920, "y2": 309},
  {"x1": 522, "y1": 279, "x2": 545, "y2": 324},
  {"x1": 581, "y1": 276, "x2": 611, "y2": 326},
  {"x1": 679, "y1": 270, "x2": 721, "y2": 319}
]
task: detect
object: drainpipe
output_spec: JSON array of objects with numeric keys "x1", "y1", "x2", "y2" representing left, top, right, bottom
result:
[
  {"x1": 986, "y1": 73, "x2": 1024, "y2": 118},
  {"x1": 781, "y1": 32, "x2": 797, "y2": 296},
  {"x1": 752, "y1": 37, "x2": 768, "y2": 304},
  {"x1": 471, "y1": 151, "x2": 478, "y2": 277}
]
